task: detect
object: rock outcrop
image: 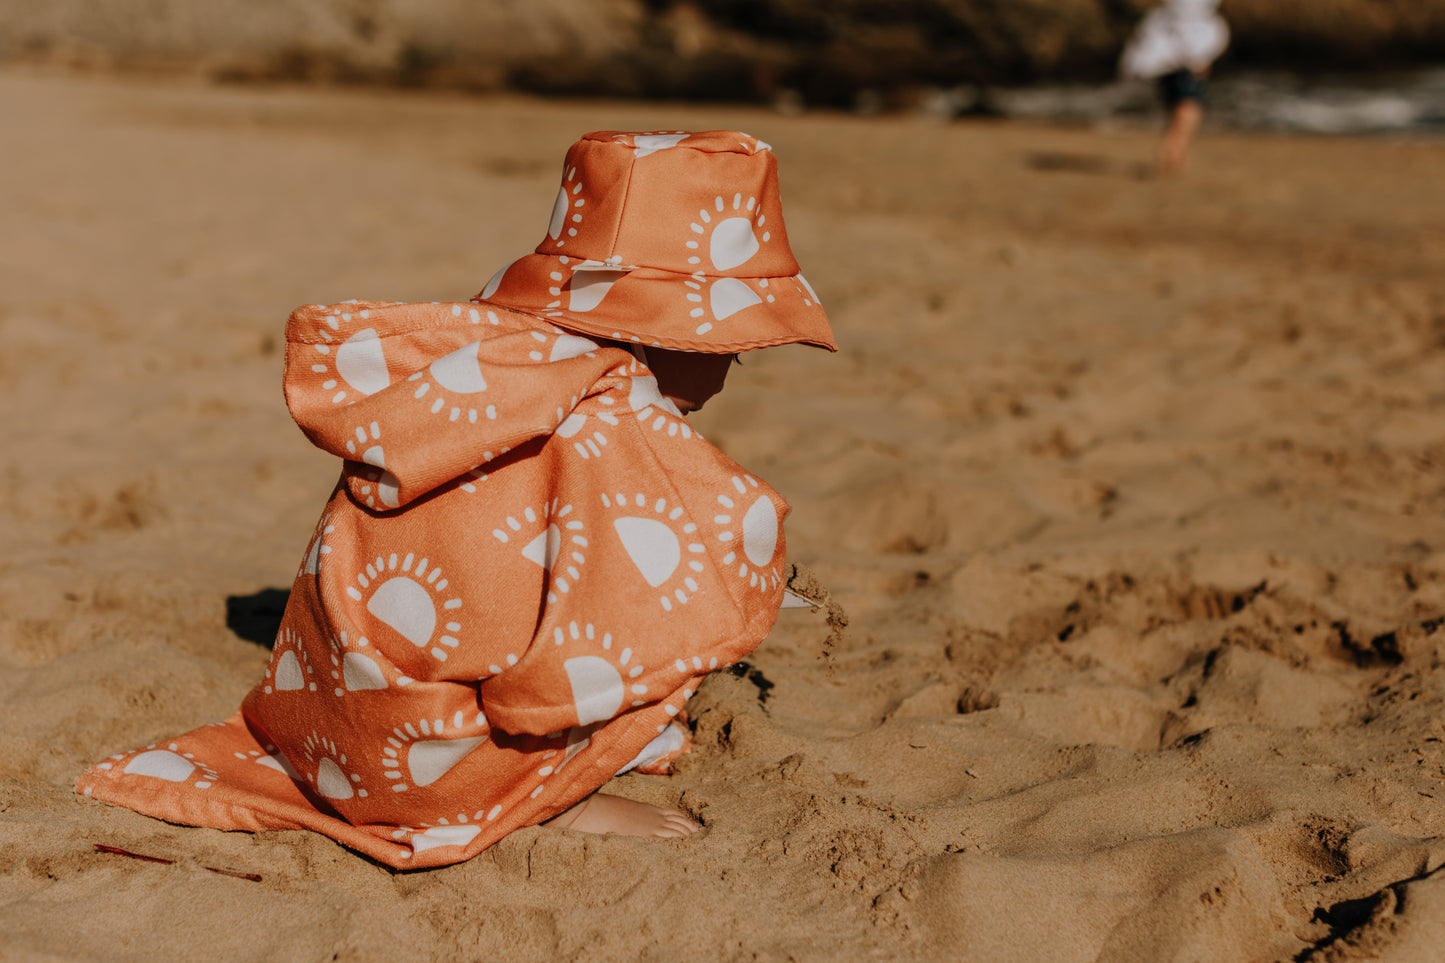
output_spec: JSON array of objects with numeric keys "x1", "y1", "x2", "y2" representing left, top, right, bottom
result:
[{"x1": 0, "y1": 0, "x2": 1440, "y2": 106}]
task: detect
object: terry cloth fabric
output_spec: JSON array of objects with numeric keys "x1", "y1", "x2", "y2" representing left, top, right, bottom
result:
[
  {"x1": 1120, "y1": 0, "x2": 1229, "y2": 81},
  {"x1": 478, "y1": 130, "x2": 835, "y2": 354},
  {"x1": 75, "y1": 299, "x2": 792, "y2": 868}
]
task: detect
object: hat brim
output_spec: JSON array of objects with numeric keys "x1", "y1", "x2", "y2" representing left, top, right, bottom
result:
[{"x1": 476, "y1": 254, "x2": 836, "y2": 354}]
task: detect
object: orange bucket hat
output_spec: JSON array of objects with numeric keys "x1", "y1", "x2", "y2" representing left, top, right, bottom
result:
[{"x1": 475, "y1": 130, "x2": 836, "y2": 354}]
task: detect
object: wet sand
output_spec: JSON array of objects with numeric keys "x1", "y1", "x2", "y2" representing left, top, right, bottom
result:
[{"x1": 2, "y1": 68, "x2": 1445, "y2": 961}]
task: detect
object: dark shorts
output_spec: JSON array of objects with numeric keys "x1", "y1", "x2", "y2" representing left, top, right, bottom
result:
[{"x1": 1158, "y1": 68, "x2": 1207, "y2": 108}]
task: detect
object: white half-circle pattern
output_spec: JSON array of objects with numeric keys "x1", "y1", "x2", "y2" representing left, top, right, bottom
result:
[
  {"x1": 335, "y1": 328, "x2": 390, "y2": 396},
  {"x1": 564, "y1": 655, "x2": 626, "y2": 725},
  {"x1": 342, "y1": 652, "x2": 388, "y2": 691},
  {"x1": 710, "y1": 277, "x2": 763, "y2": 321},
  {"x1": 568, "y1": 270, "x2": 626, "y2": 313},
  {"x1": 316, "y1": 757, "x2": 353, "y2": 799},
  {"x1": 710, "y1": 217, "x2": 761, "y2": 270},
  {"x1": 347, "y1": 555, "x2": 464, "y2": 664},
  {"x1": 429, "y1": 341, "x2": 489, "y2": 393},
  {"x1": 742, "y1": 495, "x2": 779, "y2": 567},
  {"x1": 407, "y1": 736, "x2": 488, "y2": 787},
  {"x1": 630, "y1": 133, "x2": 688, "y2": 157},
  {"x1": 521, "y1": 524, "x2": 562, "y2": 571},
  {"x1": 274, "y1": 651, "x2": 306, "y2": 691},
  {"x1": 549, "y1": 333, "x2": 599, "y2": 361},
  {"x1": 480, "y1": 259, "x2": 518, "y2": 299},
  {"x1": 613, "y1": 517, "x2": 681, "y2": 588},
  {"x1": 410, "y1": 824, "x2": 482, "y2": 855},
  {"x1": 124, "y1": 749, "x2": 194, "y2": 782},
  {"x1": 367, "y1": 577, "x2": 437, "y2": 648},
  {"x1": 547, "y1": 185, "x2": 570, "y2": 241}
]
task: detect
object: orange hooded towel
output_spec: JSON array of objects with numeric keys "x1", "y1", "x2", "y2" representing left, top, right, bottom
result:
[{"x1": 75, "y1": 298, "x2": 794, "y2": 868}]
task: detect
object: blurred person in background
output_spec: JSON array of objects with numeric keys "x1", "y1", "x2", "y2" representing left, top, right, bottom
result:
[{"x1": 1120, "y1": 0, "x2": 1230, "y2": 175}]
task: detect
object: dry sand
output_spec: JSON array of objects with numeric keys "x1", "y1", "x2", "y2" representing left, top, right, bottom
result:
[{"x1": 2, "y1": 68, "x2": 1444, "y2": 961}]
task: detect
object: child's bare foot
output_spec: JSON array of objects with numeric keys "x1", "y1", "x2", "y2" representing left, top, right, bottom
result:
[{"x1": 542, "y1": 793, "x2": 700, "y2": 839}]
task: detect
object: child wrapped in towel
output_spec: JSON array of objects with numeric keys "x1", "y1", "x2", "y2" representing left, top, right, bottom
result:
[{"x1": 75, "y1": 130, "x2": 835, "y2": 868}]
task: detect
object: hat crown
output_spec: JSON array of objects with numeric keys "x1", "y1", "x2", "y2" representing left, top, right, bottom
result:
[
  {"x1": 478, "y1": 129, "x2": 834, "y2": 353},
  {"x1": 534, "y1": 130, "x2": 801, "y2": 278}
]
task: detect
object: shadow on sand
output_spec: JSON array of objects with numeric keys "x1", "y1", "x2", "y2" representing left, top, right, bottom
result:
[{"x1": 225, "y1": 588, "x2": 290, "y2": 649}]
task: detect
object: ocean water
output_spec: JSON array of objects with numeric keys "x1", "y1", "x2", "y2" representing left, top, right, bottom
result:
[{"x1": 959, "y1": 67, "x2": 1445, "y2": 135}]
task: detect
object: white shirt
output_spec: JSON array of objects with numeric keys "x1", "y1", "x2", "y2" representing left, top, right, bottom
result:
[{"x1": 1120, "y1": 0, "x2": 1230, "y2": 80}]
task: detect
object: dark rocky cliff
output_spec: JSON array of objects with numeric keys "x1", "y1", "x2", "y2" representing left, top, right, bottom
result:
[{"x1": 2, "y1": 0, "x2": 1440, "y2": 106}]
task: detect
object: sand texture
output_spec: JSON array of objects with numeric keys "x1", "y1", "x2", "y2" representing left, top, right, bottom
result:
[{"x1": 3, "y1": 69, "x2": 1445, "y2": 961}]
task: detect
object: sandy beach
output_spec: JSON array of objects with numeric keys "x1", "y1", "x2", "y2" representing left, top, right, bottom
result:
[{"x1": 2, "y1": 68, "x2": 1445, "y2": 961}]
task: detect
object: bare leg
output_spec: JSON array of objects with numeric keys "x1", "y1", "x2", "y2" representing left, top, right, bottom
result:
[
  {"x1": 543, "y1": 792, "x2": 700, "y2": 839},
  {"x1": 1159, "y1": 99, "x2": 1203, "y2": 176}
]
